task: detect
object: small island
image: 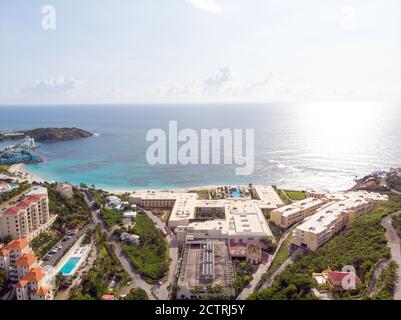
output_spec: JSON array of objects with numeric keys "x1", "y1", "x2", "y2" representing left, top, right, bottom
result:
[
  {"x1": 0, "y1": 128, "x2": 94, "y2": 166},
  {"x1": 0, "y1": 127, "x2": 94, "y2": 143}
]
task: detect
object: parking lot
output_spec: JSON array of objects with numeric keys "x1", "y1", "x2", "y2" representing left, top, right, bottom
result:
[{"x1": 41, "y1": 225, "x2": 92, "y2": 267}]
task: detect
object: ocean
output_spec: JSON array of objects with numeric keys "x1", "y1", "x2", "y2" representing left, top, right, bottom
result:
[{"x1": 0, "y1": 102, "x2": 400, "y2": 191}]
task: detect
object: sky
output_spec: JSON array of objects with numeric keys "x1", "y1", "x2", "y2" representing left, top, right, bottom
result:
[{"x1": 0, "y1": 0, "x2": 400, "y2": 104}]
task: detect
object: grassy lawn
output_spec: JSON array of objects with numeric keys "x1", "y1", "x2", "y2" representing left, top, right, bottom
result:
[
  {"x1": 101, "y1": 208, "x2": 123, "y2": 229},
  {"x1": 121, "y1": 213, "x2": 168, "y2": 284},
  {"x1": 189, "y1": 189, "x2": 210, "y2": 200},
  {"x1": 249, "y1": 193, "x2": 401, "y2": 300},
  {"x1": 268, "y1": 235, "x2": 293, "y2": 275},
  {"x1": 276, "y1": 189, "x2": 290, "y2": 205},
  {"x1": 256, "y1": 233, "x2": 292, "y2": 290},
  {"x1": 284, "y1": 190, "x2": 309, "y2": 201}
]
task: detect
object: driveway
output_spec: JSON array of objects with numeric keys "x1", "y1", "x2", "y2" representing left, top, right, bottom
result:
[
  {"x1": 381, "y1": 211, "x2": 401, "y2": 300},
  {"x1": 81, "y1": 190, "x2": 157, "y2": 300},
  {"x1": 260, "y1": 248, "x2": 303, "y2": 290},
  {"x1": 143, "y1": 209, "x2": 177, "y2": 300}
]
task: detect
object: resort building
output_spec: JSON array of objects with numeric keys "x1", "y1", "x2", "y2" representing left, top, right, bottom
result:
[
  {"x1": 0, "y1": 238, "x2": 55, "y2": 300},
  {"x1": 0, "y1": 187, "x2": 56, "y2": 241},
  {"x1": 130, "y1": 190, "x2": 274, "y2": 258},
  {"x1": 129, "y1": 191, "x2": 197, "y2": 228},
  {"x1": 252, "y1": 185, "x2": 284, "y2": 211},
  {"x1": 186, "y1": 200, "x2": 273, "y2": 249},
  {"x1": 176, "y1": 240, "x2": 235, "y2": 299},
  {"x1": 292, "y1": 191, "x2": 388, "y2": 251},
  {"x1": 270, "y1": 197, "x2": 324, "y2": 228}
]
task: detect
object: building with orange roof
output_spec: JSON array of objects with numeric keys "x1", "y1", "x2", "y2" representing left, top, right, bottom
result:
[
  {"x1": 1, "y1": 237, "x2": 55, "y2": 300},
  {"x1": 5, "y1": 238, "x2": 30, "y2": 265},
  {"x1": 15, "y1": 253, "x2": 38, "y2": 280},
  {"x1": 16, "y1": 267, "x2": 54, "y2": 300},
  {"x1": 0, "y1": 247, "x2": 10, "y2": 273},
  {"x1": 0, "y1": 187, "x2": 55, "y2": 241}
]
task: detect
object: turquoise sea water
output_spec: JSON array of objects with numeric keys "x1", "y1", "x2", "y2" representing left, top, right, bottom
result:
[{"x1": 0, "y1": 103, "x2": 400, "y2": 191}]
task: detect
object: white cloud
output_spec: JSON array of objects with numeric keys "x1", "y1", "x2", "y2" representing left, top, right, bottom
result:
[
  {"x1": 203, "y1": 66, "x2": 231, "y2": 94},
  {"x1": 20, "y1": 75, "x2": 83, "y2": 96},
  {"x1": 340, "y1": 5, "x2": 357, "y2": 31},
  {"x1": 185, "y1": 0, "x2": 222, "y2": 13}
]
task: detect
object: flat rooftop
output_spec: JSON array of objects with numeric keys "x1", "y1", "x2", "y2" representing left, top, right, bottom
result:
[
  {"x1": 253, "y1": 185, "x2": 283, "y2": 207},
  {"x1": 177, "y1": 240, "x2": 234, "y2": 291},
  {"x1": 189, "y1": 200, "x2": 273, "y2": 238},
  {"x1": 296, "y1": 191, "x2": 386, "y2": 234}
]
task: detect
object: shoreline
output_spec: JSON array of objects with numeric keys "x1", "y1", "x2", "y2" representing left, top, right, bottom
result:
[
  {"x1": 4, "y1": 163, "x2": 358, "y2": 196},
  {"x1": 6, "y1": 163, "x2": 45, "y2": 183}
]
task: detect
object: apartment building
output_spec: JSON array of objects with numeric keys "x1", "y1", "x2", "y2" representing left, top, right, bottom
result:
[
  {"x1": 129, "y1": 191, "x2": 197, "y2": 228},
  {"x1": 0, "y1": 187, "x2": 56, "y2": 241},
  {"x1": 270, "y1": 197, "x2": 324, "y2": 228},
  {"x1": 0, "y1": 237, "x2": 54, "y2": 300},
  {"x1": 292, "y1": 192, "x2": 388, "y2": 251}
]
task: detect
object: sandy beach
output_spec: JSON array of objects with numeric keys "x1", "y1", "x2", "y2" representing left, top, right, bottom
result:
[
  {"x1": 104, "y1": 184, "x2": 250, "y2": 195},
  {"x1": 6, "y1": 164, "x2": 45, "y2": 183},
  {"x1": 1, "y1": 164, "x2": 324, "y2": 195}
]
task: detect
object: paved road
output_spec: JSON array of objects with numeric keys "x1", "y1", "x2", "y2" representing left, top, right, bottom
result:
[
  {"x1": 381, "y1": 211, "x2": 401, "y2": 300},
  {"x1": 81, "y1": 191, "x2": 157, "y2": 300},
  {"x1": 237, "y1": 226, "x2": 294, "y2": 300},
  {"x1": 260, "y1": 248, "x2": 303, "y2": 290},
  {"x1": 366, "y1": 259, "x2": 389, "y2": 297}
]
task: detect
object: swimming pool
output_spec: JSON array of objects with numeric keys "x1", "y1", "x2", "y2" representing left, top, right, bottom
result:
[
  {"x1": 60, "y1": 257, "x2": 81, "y2": 275},
  {"x1": 229, "y1": 188, "x2": 241, "y2": 198}
]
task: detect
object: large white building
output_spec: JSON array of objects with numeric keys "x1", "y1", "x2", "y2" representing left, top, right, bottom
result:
[
  {"x1": 252, "y1": 185, "x2": 284, "y2": 212},
  {"x1": 186, "y1": 199, "x2": 273, "y2": 245},
  {"x1": 130, "y1": 191, "x2": 198, "y2": 228},
  {"x1": 0, "y1": 187, "x2": 56, "y2": 241},
  {"x1": 129, "y1": 189, "x2": 275, "y2": 252},
  {"x1": 292, "y1": 191, "x2": 388, "y2": 251},
  {"x1": 270, "y1": 197, "x2": 324, "y2": 228}
]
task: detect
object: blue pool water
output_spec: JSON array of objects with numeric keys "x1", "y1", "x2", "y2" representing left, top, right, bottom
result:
[
  {"x1": 60, "y1": 257, "x2": 81, "y2": 275},
  {"x1": 230, "y1": 188, "x2": 241, "y2": 198}
]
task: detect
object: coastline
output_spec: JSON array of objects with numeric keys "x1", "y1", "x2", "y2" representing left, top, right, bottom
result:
[
  {"x1": 5, "y1": 163, "x2": 357, "y2": 195},
  {"x1": 6, "y1": 163, "x2": 45, "y2": 183}
]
